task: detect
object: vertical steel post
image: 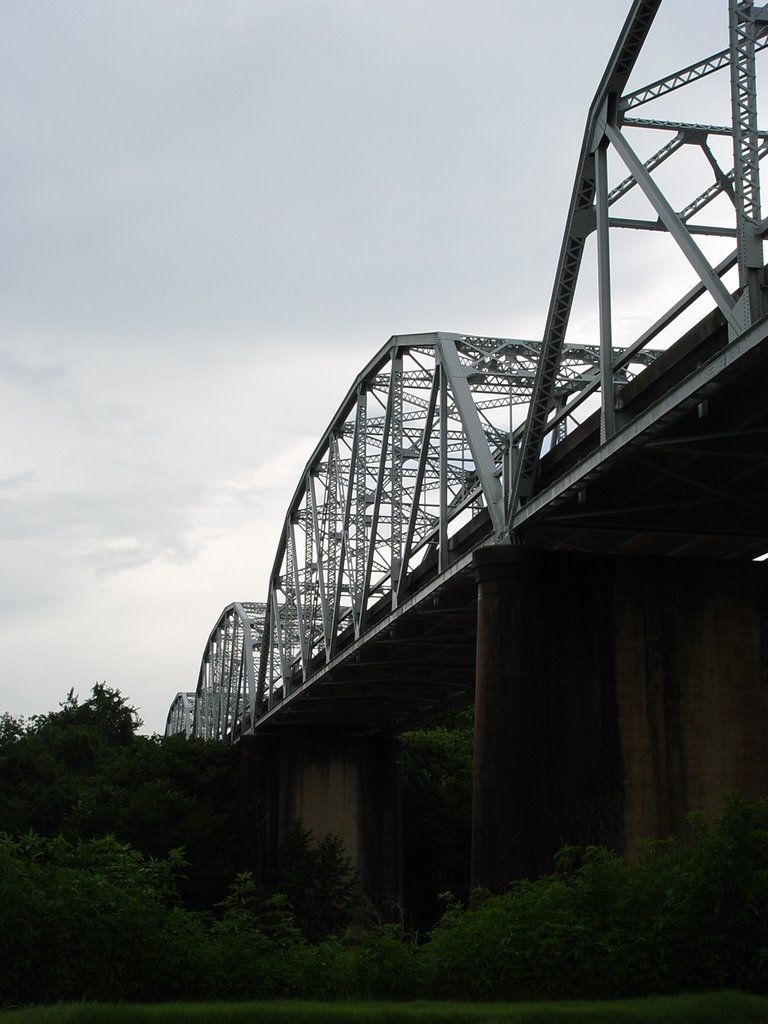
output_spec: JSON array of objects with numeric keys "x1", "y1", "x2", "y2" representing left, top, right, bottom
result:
[
  {"x1": 595, "y1": 139, "x2": 617, "y2": 441},
  {"x1": 730, "y1": 0, "x2": 766, "y2": 328},
  {"x1": 439, "y1": 365, "x2": 449, "y2": 572},
  {"x1": 354, "y1": 389, "x2": 368, "y2": 626},
  {"x1": 283, "y1": 521, "x2": 297, "y2": 686},
  {"x1": 326, "y1": 440, "x2": 340, "y2": 654},
  {"x1": 391, "y1": 353, "x2": 404, "y2": 604},
  {"x1": 289, "y1": 519, "x2": 308, "y2": 672}
]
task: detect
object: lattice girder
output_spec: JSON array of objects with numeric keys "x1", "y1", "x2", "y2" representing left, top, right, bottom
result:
[
  {"x1": 513, "y1": 0, "x2": 768, "y2": 517},
  {"x1": 257, "y1": 333, "x2": 643, "y2": 722},
  {"x1": 164, "y1": 692, "x2": 196, "y2": 738},
  {"x1": 186, "y1": 602, "x2": 267, "y2": 741}
]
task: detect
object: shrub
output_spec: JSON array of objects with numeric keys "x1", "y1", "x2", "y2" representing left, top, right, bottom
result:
[
  {"x1": 0, "y1": 834, "x2": 201, "y2": 1004},
  {"x1": 421, "y1": 794, "x2": 768, "y2": 1000},
  {"x1": 266, "y1": 822, "x2": 360, "y2": 942}
]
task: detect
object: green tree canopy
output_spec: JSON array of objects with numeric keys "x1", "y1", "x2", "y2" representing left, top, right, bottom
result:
[
  {"x1": 402, "y1": 708, "x2": 474, "y2": 929},
  {"x1": 0, "y1": 684, "x2": 239, "y2": 909}
]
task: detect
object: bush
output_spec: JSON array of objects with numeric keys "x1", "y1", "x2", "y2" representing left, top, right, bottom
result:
[
  {"x1": 421, "y1": 794, "x2": 768, "y2": 1000},
  {"x1": 0, "y1": 834, "x2": 202, "y2": 1005},
  {"x1": 266, "y1": 822, "x2": 360, "y2": 942},
  {"x1": 402, "y1": 711, "x2": 473, "y2": 929},
  {"x1": 5, "y1": 756, "x2": 768, "y2": 1006},
  {"x1": 0, "y1": 687, "x2": 239, "y2": 913},
  {"x1": 350, "y1": 924, "x2": 423, "y2": 999}
]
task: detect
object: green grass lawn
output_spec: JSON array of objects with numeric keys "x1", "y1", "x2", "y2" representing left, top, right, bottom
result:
[{"x1": 5, "y1": 992, "x2": 768, "y2": 1024}]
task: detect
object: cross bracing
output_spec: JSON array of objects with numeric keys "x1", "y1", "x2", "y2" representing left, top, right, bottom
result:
[
  {"x1": 165, "y1": 692, "x2": 195, "y2": 738},
  {"x1": 514, "y1": 0, "x2": 768, "y2": 504},
  {"x1": 185, "y1": 602, "x2": 268, "y2": 741},
  {"x1": 256, "y1": 333, "x2": 653, "y2": 721},
  {"x1": 167, "y1": 0, "x2": 768, "y2": 742}
]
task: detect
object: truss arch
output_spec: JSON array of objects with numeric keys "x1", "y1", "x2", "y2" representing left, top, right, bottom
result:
[{"x1": 256, "y1": 332, "x2": 640, "y2": 722}]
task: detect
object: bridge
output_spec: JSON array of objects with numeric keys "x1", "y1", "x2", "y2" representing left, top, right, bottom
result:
[{"x1": 166, "y1": 0, "x2": 768, "y2": 901}]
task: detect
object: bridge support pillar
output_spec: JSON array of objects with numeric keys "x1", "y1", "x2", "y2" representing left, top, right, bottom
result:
[
  {"x1": 239, "y1": 730, "x2": 401, "y2": 908},
  {"x1": 472, "y1": 546, "x2": 768, "y2": 890}
]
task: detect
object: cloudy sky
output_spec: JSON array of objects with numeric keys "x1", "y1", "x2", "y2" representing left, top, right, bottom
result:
[{"x1": 1, "y1": 1, "x2": 746, "y2": 732}]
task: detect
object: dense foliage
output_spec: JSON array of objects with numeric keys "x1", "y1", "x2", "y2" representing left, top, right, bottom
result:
[
  {"x1": 269, "y1": 822, "x2": 361, "y2": 942},
  {"x1": 402, "y1": 710, "x2": 474, "y2": 929},
  {"x1": 3, "y1": 687, "x2": 768, "y2": 1006},
  {"x1": 0, "y1": 685, "x2": 239, "y2": 909},
  {"x1": 0, "y1": 833, "x2": 191, "y2": 1004},
  {"x1": 0, "y1": 685, "x2": 474, "y2": 928},
  {"x1": 421, "y1": 792, "x2": 768, "y2": 1000},
  {"x1": 3, "y1": 788, "x2": 768, "y2": 1003}
]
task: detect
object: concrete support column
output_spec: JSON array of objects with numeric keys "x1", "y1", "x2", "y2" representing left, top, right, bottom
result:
[
  {"x1": 239, "y1": 729, "x2": 402, "y2": 908},
  {"x1": 238, "y1": 734, "x2": 279, "y2": 888},
  {"x1": 471, "y1": 546, "x2": 768, "y2": 892},
  {"x1": 612, "y1": 555, "x2": 768, "y2": 850},
  {"x1": 472, "y1": 546, "x2": 551, "y2": 888}
]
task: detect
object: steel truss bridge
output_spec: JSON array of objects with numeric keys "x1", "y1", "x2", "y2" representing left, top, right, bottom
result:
[{"x1": 167, "y1": 0, "x2": 768, "y2": 742}]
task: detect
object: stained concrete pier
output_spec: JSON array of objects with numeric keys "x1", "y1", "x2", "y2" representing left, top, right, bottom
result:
[{"x1": 472, "y1": 546, "x2": 768, "y2": 890}]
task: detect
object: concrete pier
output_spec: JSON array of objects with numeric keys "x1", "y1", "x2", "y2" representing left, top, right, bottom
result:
[
  {"x1": 239, "y1": 729, "x2": 401, "y2": 907},
  {"x1": 472, "y1": 546, "x2": 768, "y2": 890}
]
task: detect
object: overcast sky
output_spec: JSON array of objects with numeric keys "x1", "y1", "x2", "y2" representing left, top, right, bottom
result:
[{"x1": 1, "y1": 1, "x2": 748, "y2": 732}]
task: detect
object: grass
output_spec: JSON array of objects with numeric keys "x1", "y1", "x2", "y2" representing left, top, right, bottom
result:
[{"x1": 4, "y1": 992, "x2": 768, "y2": 1024}]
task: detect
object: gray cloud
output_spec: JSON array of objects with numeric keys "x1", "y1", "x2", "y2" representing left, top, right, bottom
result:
[
  {"x1": 0, "y1": 350, "x2": 68, "y2": 388},
  {"x1": 0, "y1": 0, "x2": 738, "y2": 729},
  {"x1": 0, "y1": 470, "x2": 37, "y2": 493}
]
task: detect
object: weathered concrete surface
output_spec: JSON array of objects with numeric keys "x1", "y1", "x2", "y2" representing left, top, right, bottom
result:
[
  {"x1": 239, "y1": 730, "x2": 401, "y2": 907},
  {"x1": 472, "y1": 546, "x2": 768, "y2": 890}
]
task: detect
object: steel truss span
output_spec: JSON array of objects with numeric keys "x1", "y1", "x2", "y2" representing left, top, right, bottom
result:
[
  {"x1": 167, "y1": 0, "x2": 768, "y2": 741},
  {"x1": 167, "y1": 602, "x2": 267, "y2": 741},
  {"x1": 165, "y1": 692, "x2": 195, "y2": 738},
  {"x1": 169, "y1": 336, "x2": 623, "y2": 739}
]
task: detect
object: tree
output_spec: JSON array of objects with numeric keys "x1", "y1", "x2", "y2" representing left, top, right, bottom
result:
[
  {"x1": 266, "y1": 821, "x2": 360, "y2": 941},
  {"x1": 0, "y1": 833, "x2": 200, "y2": 1005},
  {"x1": 0, "y1": 684, "x2": 239, "y2": 910},
  {"x1": 45, "y1": 682, "x2": 142, "y2": 744},
  {"x1": 401, "y1": 708, "x2": 474, "y2": 929}
]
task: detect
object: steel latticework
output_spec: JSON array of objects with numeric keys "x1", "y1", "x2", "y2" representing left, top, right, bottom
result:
[
  {"x1": 256, "y1": 333, "x2": 650, "y2": 719},
  {"x1": 164, "y1": 692, "x2": 196, "y2": 737},
  {"x1": 186, "y1": 602, "x2": 267, "y2": 741},
  {"x1": 514, "y1": 0, "x2": 768, "y2": 505},
  {"x1": 167, "y1": 0, "x2": 768, "y2": 741}
]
